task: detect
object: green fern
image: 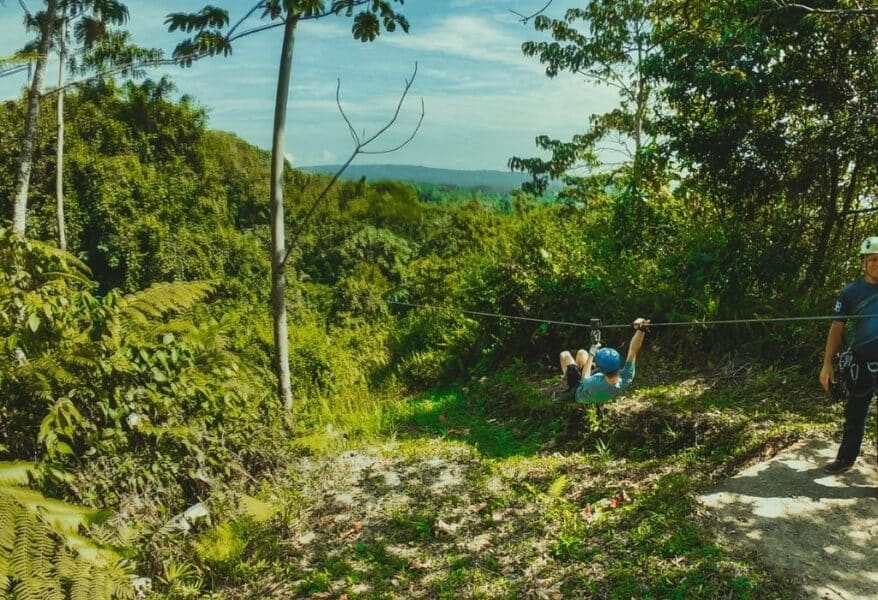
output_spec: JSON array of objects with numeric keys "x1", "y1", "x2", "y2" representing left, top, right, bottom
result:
[
  {"x1": 548, "y1": 475, "x2": 570, "y2": 499},
  {"x1": 114, "y1": 281, "x2": 215, "y2": 330},
  {"x1": 0, "y1": 463, "x2": 134, "y2": 600},
  {"x1": 192, "y1": 521, "x2": 247, "y2": 567}
]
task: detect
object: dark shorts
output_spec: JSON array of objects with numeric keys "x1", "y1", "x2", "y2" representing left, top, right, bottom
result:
[{"x1": 565, "y1": 363, "x2": 582, "y2": 391}]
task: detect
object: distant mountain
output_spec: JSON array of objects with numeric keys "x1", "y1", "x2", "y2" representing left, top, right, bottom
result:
[{"x1": 299, "y1": 164, "x2": 531, "y2": 193}]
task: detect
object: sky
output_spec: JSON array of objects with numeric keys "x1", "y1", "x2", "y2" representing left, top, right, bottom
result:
[{"x1": 0, "y1": 1, "x2": 617, "y2": 171}]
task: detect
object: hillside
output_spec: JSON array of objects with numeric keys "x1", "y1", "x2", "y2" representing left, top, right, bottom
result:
[{"x1": 299, "y1": 163, "x2": 532, "y2": 193}]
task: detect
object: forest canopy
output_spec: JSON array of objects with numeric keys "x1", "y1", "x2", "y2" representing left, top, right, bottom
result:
[{"x1": 2, "y1": 1, "x2": 878, "y2": 597}]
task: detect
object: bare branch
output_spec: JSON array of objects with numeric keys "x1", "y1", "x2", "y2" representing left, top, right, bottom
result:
[
  {"x1": 577, "y1": 68, "x2": 628, "y2": 92},
  {"x1": 281, "y1": 63, "x2": 423, "y2": 267},
  {"x1": 337, "y1": 78, "x2": 361, "y2": 146},
  {"x1": 227, "y1": 1, "x2": 265, "y2": 39},
  {"x1": 595, "y1": 145, "x2": 633, "y2": 158},
  {"x1": 508, "y1": 0, "x2": 554, "y2": 24},
  {"x1": 774, "y1": 1, "x2": 878, "y2": 17},
  {"x1": 0, "y1": 64, "x2": 30, "y2": 79},
  {"x1": 227, "y1": 19, "x2": 286, "y2": 43},
  {"x1": 356, "y1": 62, "x2": 420, "y2": 149},
  {"x1": 40, "y1": 4, "x2": 341, "y2": 105},
  {"x1": 360, "y1": 97, "x2": 424, "y2": 154}
]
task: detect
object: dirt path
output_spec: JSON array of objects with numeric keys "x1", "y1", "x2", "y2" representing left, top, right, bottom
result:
[{"x1": 699, "y1": 438, "x2": 878, "y2": 599}]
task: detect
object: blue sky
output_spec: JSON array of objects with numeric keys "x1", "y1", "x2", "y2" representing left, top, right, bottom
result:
[{"x1": 0, "y1": 1, "x2": 616, "y2": 171}]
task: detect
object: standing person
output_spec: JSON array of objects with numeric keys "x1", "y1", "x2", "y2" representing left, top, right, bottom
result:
[
  {"x1": 560, "y1": 318, "x2": 650, "y2": 404},
  {"x1": 819, "y1": 237, "x2": 878, "y2": 474}
]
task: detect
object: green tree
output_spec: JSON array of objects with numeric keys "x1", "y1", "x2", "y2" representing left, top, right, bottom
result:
[
  {"x1": 11, "y1": 0, "x2": 59, "y2": 237},
  {"x1": 50, "y1": 2, "x2": 161, "y2": 251},
  {"x1": 510, "y1": 0, "x2": 667, "y2": 203},
  {"x1": 12, "y1": 0, "x2": 148, "y2": 240},
  {"x1": 649, "y1": 0, "x2": 878, "y2": 302},
  {"x1": 167, "y1": 0, "x2": 413, "y2": 413}
]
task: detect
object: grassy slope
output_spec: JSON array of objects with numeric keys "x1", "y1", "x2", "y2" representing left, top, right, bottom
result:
[{"x1": 155, "y1": 363, "x2": 848, "y2": 599}]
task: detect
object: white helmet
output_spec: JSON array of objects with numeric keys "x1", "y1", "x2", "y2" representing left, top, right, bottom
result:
[{"x1": 860, "y1": 237, "x2": 878, "y2": 255}]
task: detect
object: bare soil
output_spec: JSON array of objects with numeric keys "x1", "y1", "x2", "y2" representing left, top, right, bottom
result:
[{"x1": 699, "y1": 437, "x2": 878, "y2": 600}]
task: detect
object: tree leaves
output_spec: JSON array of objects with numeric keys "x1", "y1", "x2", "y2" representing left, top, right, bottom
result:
[
  {"x1": 167, "y1": 0, "x2": 408, "y2": 62},
  {"x1": 165, "y1": 6, "x2": 229, "y2": 33},
  {"x1": 352, "y1": 11, "x2": 380, "y2": 41}
]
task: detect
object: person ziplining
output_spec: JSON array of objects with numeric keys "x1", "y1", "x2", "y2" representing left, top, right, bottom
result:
[
  {"x1": 390, "y1": 254, "x2": 878, "y2": 467},
  {"x1": 558, "y1": 317, "x2": 650, "y2": 405}
]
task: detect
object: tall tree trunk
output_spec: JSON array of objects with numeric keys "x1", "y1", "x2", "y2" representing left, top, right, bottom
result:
[
  {"x1": 56, "y1": 13, "x2": 67, "y2": 251},
  {"x1": 804, "y1": 156, "x2": 841, "y2": 290},
  {"x1": 270, "y1": 15, "x2": 297, "y2": 413},
  {"x1": 12, "y1": 0, "x2": 58, "y2": 237},
  {"x1": 634, "y1": 40, "x2": 644, "y2": 159},
  {"x1": 828, "y1": 159, "x2": 861, "y2": 254}
]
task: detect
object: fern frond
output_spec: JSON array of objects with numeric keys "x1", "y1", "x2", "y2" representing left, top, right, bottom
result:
[
  {"x1": 41, "y1": 361, "x2": 80, "y2": 387},
  {"x1": 27, "y1": 240, "x2": 93, "y2": 279},
  {"x1": 63, "y1": 352, "x2": 103, "y2": 372},
  {"x1": 116, "y1": 281, "x2": 215, "y2": 330},
  {"x1": 70, "y1": 561, "x2": 94, "y2": 600},
  {"x1": 54, "y1": 547, "x2": 78, "y2": 581},
  {"x1": 0, "y1": 462, "x2": 37, "y2": 486},
  {"x1": 0, "y1": 485, "x2": 133, "y2": 600},
  {"x1": 40, "y1": 269, "x2": 96, "y2": 289},
  {"x1": 238, "y1": 494, "x2": 280, "y2": 523},
  {"x1": 548, "y1": 475, "x2": 570, "y2": 499},
  {"x1": 0, "y1": 485, "x2": 104, "y2": 535},
  {"x1": 192, "y1": 348, "x2": 238, "y2": 371},
  {"x1": 104, "y1": 560, "x2": 136, "y2": 600},
  {"x1": 65, "y1": 532, "x2": 122, "y2": 569}
]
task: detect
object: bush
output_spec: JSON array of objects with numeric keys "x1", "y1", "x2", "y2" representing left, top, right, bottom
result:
[{"x1": 0, "y1": 228, "x2": 275, "y2": 507}]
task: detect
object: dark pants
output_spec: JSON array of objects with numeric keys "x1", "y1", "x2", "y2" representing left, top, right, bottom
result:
[{"x1": 838, "y1": 356, "x2": 877, "y2": 464}]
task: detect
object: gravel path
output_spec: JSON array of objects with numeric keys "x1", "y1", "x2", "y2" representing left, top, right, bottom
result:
[{"x1": 700, "y1": 437, "x2": 878, "y2": 600}]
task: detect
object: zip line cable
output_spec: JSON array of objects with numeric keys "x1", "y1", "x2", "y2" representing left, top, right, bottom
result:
[{"x1": 387, "y1": 300, "x2": 876, "y2": 330}]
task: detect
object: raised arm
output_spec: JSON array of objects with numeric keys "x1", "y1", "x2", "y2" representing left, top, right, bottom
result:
[{"x1": 626, "y1": 318, "x2": 650, "y2": 363}]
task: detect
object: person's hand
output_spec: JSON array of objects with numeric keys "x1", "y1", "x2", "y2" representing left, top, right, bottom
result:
[
  {"x1": 633, "y1": 318, "x2": 650, "y2": 332},
  {"x1": 588, "y1": 343, "x2": 601, "y2": 356},
  {"x1": 819, "y1": 363, "x2": 834, "y2": 392}
]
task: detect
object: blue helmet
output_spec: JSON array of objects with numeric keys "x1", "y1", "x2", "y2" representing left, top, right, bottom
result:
[{"x1": 594, "y1": 347, "x2": 622, "y2": 374}]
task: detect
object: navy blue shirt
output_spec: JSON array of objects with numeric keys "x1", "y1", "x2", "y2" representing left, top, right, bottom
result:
[{"x1": 832, "y1": 278, "x2": 878, "y2": 359}]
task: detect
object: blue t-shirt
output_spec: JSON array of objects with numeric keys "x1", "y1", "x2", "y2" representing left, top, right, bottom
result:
[
  {"x1": 832, "y1": 278, "x2": 878, "y2": 359},
  {"x1": 575, "y1": 361, "x2": 636, "y2": 404}
]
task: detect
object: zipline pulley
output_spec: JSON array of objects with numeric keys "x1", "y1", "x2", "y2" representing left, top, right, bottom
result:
[{"x1": 590, "y1": 318, "x2": 602, "y2": 347}]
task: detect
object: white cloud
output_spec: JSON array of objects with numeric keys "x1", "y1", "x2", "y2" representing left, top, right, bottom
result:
[
  {"x1": 0, "y1": 1, "x2": 621, "y2": 172},
  {"x1": 283, "y1": 67, "x2": 618, "y2": 170},
  {"x1": 383, "y1": 15, "x2": 535, "y2": 70},
  {"x1": 300, "y1": 19, "x2": 355, "y2": 39}
]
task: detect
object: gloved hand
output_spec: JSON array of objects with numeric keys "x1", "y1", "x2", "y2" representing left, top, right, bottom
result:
[
  {"x1": 589, "y1": 343, "x2": 601, "y2": 356},
  {"x1": 633, "y1": 318, "x2": 650, "y2": 332}
]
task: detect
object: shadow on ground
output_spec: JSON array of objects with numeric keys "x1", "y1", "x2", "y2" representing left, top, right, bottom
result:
[
  {"x1": 394, "y1": 380, "x2": 751, "y2": 463},
  {"x1": 699, "y1": 437, "x2": 878, "y2": 600}
]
